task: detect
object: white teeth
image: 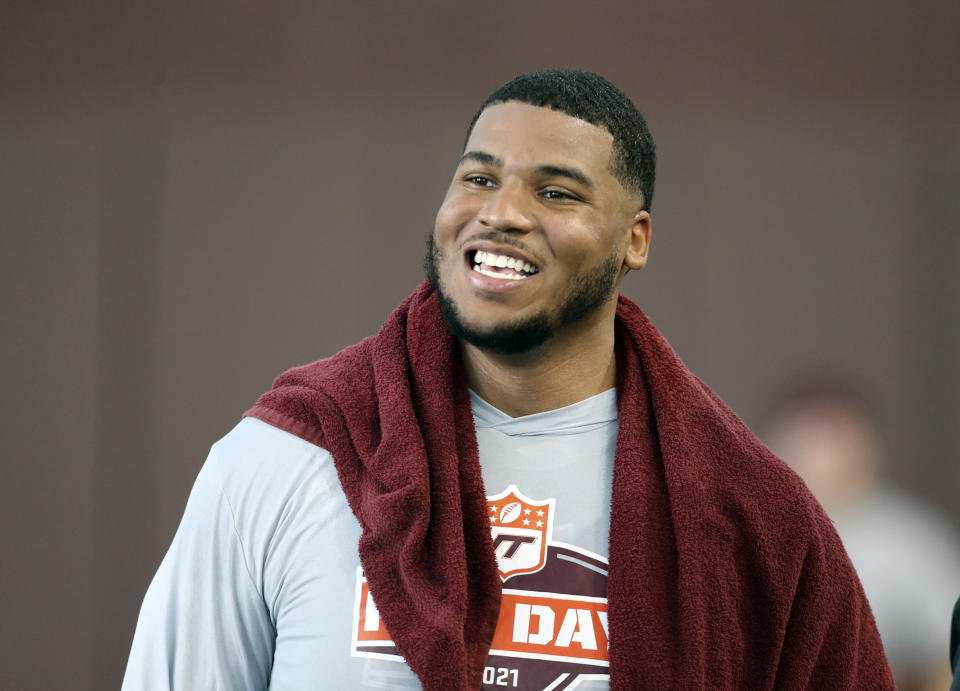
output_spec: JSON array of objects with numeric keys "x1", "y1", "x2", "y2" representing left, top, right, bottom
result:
[
  {"x1": 471, "y1": 250, "x2": 539, "y2": 276},
  {"x1": 474, "y1": 266, "x2": 526, "y2": 280}
]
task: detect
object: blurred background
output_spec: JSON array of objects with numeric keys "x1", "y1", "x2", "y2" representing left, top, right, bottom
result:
[{"x1": 2, "y1": 1, "x2": 958, "y2": 689}]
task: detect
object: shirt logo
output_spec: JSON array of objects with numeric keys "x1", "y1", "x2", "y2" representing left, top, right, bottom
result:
[
  {"x1": 352, "y1": 485, "x2": 610, "y2": 690},
  {"x1": 488, "y1": 485, "x2": 554, "y2": 582}
]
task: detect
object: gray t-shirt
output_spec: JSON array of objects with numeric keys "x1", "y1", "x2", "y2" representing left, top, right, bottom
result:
[{"x1": 123, "y1": 389, "x2": 617, "y2": 690}]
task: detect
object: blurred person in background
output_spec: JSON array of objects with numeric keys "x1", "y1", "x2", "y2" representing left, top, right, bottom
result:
[{"x1": 763, "y1": 371, "x2": 960, "y2": 691}]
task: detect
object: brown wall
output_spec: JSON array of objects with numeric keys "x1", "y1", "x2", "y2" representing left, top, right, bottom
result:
[{"x1": 2, "y1": 2, "x2": 958, "y2": 688}]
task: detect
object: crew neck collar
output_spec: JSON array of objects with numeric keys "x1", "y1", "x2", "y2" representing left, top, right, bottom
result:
[{"x1": 469, "y1": 388, "x2": 617, "y2": 437}]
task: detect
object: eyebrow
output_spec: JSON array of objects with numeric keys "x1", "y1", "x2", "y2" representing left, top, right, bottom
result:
[
  {"x1": 459, "y1": 150, "x2": 503, "y2": 167},
  {"x1": 458, "y1": 151, "x2": 594, "y2": 189},
  {"x1": 535, "y1": 164, "x2": 593, "y2": 189}
]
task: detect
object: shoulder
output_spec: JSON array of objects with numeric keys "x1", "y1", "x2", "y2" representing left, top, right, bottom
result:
[
  {"x1": 197, "y1": 418, "x2": 357, "y2": 590},
  {"x1": 683, "y1": 420, "x2": 841, "y2": 592},
  {"x1": 205, "y1": 417, "x2": 342, "y2": 512},
  {"x1": 200, "y1": 417, "x2": 349, "y2": 564},
  {"x1": 266, "y1": 338, "x2": 376, "y2": 396},
  {"x1": 244, "y1": 339, "x2": 378, "y2": 447}
]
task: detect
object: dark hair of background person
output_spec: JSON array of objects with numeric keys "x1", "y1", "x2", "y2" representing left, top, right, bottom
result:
[
  {"x1": 759, "y1": 367, "x2": 883, "y2": 434},
  {"x1": 464, "y1": 68, "x2": 657, "y2": 211}
]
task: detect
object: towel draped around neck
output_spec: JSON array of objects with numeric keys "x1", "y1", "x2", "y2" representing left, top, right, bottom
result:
[{"x1": 246, "y1": 280, "x2": 893, "y2": 690}]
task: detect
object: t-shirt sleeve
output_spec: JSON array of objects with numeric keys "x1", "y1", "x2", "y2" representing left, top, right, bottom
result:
[
  {"x1": 121, "y1": 430, "x2": 276, "y2": 690},
  {"x1": 122, "y1": 417, "x2": 366, "y2": 690}
]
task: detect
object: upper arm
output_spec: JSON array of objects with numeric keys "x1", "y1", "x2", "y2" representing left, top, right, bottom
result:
[
  {"x1": 122, "y1": 443, "x2": 275, "y2": 690},
  {"x1": 123, "y1": 417, "x2": 406, "y2": 691}
]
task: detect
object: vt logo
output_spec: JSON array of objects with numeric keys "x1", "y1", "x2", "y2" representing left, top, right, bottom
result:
[{"x1": 487, "y1": 485, "x2": 555, "y2": 581}]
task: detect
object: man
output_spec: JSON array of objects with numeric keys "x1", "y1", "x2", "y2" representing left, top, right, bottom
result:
[
  {"x1": 762, "y1": 373, "x2": 960, "y2": 691},
  {"x1": 124, "y1": 70, "x2": 893, "y2": 690}
]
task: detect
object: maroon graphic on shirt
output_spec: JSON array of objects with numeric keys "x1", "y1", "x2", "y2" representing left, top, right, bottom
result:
[{"x1": 352, "y1": 485, "x2": 609, "y2": 690}]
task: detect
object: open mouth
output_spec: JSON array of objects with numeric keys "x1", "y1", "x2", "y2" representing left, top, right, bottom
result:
[{"x1": 468, "y1": 250, "x2": 540, "y2": 281}]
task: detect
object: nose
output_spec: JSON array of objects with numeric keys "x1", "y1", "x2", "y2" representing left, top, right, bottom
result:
[{"x1": 477, "y1": 181, "x2": 536, "y2": 233}]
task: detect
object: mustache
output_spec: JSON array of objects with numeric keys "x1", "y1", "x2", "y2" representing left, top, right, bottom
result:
[
  {"x1": 465, "y1": 231, "x2": 535, "y2": 254},
  {"x1": 463, "y1": 231, "x2": 552, "y2": 264}
]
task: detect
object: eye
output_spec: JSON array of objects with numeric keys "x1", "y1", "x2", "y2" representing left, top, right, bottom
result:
[
  {"x1": 541, "y1": 188, "x2": 578, "y2": 201},
  {"x1": 464, "y1": 175, "x2": 496, "y2": 187}
]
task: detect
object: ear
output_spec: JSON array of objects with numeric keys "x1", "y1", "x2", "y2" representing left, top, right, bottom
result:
[{"x1": 623, "y1": 210, "x2": 652, "y2": 270}]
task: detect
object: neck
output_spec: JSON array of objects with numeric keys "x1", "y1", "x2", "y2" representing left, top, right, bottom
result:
[{"x1": 461, "y1": 304, "x2": 618, "y2": 418}]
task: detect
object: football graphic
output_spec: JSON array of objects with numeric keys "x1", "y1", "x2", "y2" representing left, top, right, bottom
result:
[{"x1": 499, "y1": 502, "x2": 522, "y2": 524}]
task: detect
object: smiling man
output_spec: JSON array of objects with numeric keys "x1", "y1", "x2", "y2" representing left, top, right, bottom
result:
[
  {"x1": 426, "y1": 99, "x2": 650, "y2": 417},
  {"x1": 124, "y1": 70, "x2": 893, "y2": 690}
]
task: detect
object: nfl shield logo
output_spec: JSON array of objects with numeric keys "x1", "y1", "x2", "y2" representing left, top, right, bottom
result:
[{"x1": 487, "y1": 485, "x2": 555, "y2": 582}]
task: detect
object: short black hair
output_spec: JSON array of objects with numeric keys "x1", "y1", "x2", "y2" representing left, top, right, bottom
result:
[{"x1": 465, "y1": 69, "x2": 656, "y2": 211}]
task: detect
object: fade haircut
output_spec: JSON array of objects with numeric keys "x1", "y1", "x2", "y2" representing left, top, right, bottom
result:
[{"x1": 465, "y1": 69, "x2": 657, "y2": 211}]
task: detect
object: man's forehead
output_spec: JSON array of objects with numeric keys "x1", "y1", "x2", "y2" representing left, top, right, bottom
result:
[{"x1": 465, "y1": 101, "x2": 615, "y2": 170}]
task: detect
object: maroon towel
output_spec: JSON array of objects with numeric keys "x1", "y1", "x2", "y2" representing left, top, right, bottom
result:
[{"x1": 245, "y1": 280, "x2": 893, "y2": 690}]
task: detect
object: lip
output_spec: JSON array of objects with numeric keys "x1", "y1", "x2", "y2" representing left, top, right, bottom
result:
[{"x1": 467, "y1": 265, "x2": 538, "y2": 293}]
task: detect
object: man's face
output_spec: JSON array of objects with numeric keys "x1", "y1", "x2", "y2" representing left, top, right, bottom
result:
[{"x1": 427, "y1": 101, "x2": 649, "y2": 355}]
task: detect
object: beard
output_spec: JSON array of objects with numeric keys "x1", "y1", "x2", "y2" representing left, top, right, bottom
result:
[{"x1": 423, "y1": 235, "x2": 622, "y2": 356}]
